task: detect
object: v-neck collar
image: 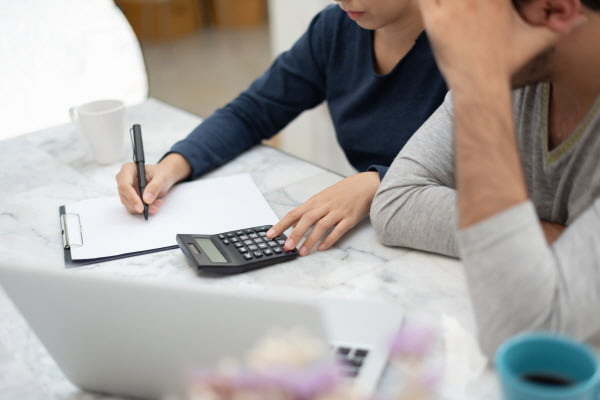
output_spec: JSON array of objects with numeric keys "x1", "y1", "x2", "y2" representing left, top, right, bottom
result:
[
  {"x1": 541, "y1": 82, "x2": 600, "y2": 166},
  {"x1": 368, "y1": 30, "x2": 426, "y2": 78}
]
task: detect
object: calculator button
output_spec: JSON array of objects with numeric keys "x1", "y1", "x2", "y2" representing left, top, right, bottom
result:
[
  {"x1": 245, "y1": 228, "x2": 255, "y2": 233},
  {"x1": 230, "y1": 237, "x2": 239, "y2": 243},
  {"x1": 273, "y1": 247, "x2": 282, "y2": 254},
  {"x1": 239, "y1": 234, "x2": 249, "y2": 241},
  {"x1": 234, "y1": 242, "x2": 243, "y2": 248},
  {"x1": 256, "y1": 225, "x2": 272, "y2": 232},
  {"x1": 243, "y1": 253, "x2": 253, "y2": 260},
  {"x1": 253, "y1": 251, "x2": 263, "y2": 258},
  {"x1": 249, "y1": 233, "x2": 258, "y2": 239},
  {"x1": 248, "y1": 244, "x2": 258, "y2": 251},
  {"x1": 276, "y1": 239, "x2": 286, "y2": 246},
  {"x1": 235, "y1": 230, "x2": 244, "y2": 236},
  {"x1": 253, "y1": 237, "x2": 264, "y2": 243},
  {"x1": 222, "y1": 239, "x2": 230, "y2": 245},
  {"x1": 267, "y1": 241, "x2": 278, "y2": 247},
  {"x1": 238, "y1": 247, "x2": 248, "y2": 253},
  {"x1": 263, "y1": 249, "x2": 273, "y2": 256},
  {"x1": 243, "y1": 240, "x2": 253, "y2": 246},
  {"x1": 226, "y1": 233, "x2": 235, "y2": 238},
  {"x1": 259, "y1": 231, "x2": 267, "y2": 237},
  {"x1": 218, "y1": 234, "x2": 226, "y2": 239},
  {"x1": 258, "y1": 243, "x2": 267, "y2": 249}
]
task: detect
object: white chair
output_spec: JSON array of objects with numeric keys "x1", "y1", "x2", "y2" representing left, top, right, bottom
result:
[{"x1": 0, "y1": 0, "x2": 148, "y2": 140}]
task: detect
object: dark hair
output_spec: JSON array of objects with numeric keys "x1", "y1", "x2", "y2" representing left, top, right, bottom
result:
[
  {"x1": 576, "y1": 0, "x2": 599, "y2": 9},
  {"x1": 513, "y1": 0, "x2": 600, "y2": 10}
]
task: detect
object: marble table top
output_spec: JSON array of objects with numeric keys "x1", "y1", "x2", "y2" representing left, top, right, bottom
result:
[{"x1": 0, "y1": 99, "x2": 500, "y2": 400}]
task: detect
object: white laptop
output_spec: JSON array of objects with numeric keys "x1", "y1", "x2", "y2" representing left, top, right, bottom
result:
[{"x1": 0, "y1": 264, "x2": 403, "y2": 399}]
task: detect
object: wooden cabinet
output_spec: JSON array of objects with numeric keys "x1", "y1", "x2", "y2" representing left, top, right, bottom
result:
[
  {"x1": 208, "y1": 0, "x2": 267, "y2": 27},
  {"x1": 115, "y1": 0, "x2": 203, "y2": 42}
]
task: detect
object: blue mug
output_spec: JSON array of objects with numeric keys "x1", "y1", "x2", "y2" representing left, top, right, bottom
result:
[{"x1": 495, "y1": 333, "x2": 600, "y2": 400}]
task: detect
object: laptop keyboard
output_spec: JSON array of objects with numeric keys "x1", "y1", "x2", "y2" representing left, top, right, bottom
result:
[{"x1": 333, "y1": 345, "x2": 369, "y2": 377}]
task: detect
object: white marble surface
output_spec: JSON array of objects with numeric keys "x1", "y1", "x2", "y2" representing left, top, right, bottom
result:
[{"x1": 0, "y1": 99, "x2": 500, "y2": 400}]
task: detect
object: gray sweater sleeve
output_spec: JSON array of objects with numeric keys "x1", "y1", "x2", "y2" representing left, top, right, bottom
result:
[
  {"x1": 370, "y1": 94, "x2": 459, "y2": 257},
  {"x1": 371, "y1": 91, "x2": 600, "y2": 357},
  {"x1": 458, "y1": 200, "x2": 600, "y2": 356}
]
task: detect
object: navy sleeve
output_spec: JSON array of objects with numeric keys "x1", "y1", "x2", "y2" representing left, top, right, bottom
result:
[
  {"x1": 168, "y1": 10, "x2": 329, "y2": 179},
  {"x1": 367, "y1": 165, "x2": 388, "y2": 180}
]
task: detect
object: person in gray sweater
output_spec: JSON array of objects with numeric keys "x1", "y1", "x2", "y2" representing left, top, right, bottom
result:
[{"x1": 370, "y1": 0, "x2": 600, "y2": 356}]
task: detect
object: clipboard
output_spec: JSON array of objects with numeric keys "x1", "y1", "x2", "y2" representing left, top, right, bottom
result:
[
  {"x1": 59, "y1": 205, "x2": 177, "y2": 266},
  {"x1": 59, "y1": 174, "x2": 279, "y2": 266}
]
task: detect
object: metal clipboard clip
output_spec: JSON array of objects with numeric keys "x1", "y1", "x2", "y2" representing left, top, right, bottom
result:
[{"x1": 60, "y1": 212, "x2": 84, "y2": 249}]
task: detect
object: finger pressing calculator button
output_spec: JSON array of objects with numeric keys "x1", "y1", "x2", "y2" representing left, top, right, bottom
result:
[
  {"x1": 253, "y1": 251, "x2": 263, "y2": 258},
  {"x1": 243, "y1": 253, "x2": 253, "y2": 260}
]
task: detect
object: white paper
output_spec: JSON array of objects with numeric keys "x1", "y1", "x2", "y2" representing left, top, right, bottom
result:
[{"x1": 66, "y1": 174, "x2": 278, "y2": 260}]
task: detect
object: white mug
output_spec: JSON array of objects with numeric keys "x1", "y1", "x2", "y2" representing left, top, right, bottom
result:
[{"x1": 70, "y1": 100, "x2": 126, "y2": 164}]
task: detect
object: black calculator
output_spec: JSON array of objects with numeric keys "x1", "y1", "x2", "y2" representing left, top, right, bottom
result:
[{"x1": 176, "y1": 225, "x2": 299, "y2": 274}]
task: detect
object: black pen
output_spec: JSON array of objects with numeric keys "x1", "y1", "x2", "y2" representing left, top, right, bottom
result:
[{"x1": 131, "y1": 124, "x2": 149, "y2": 220}]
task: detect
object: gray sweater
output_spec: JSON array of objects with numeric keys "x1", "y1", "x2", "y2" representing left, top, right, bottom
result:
[{"x1": 371, "y1": 83, "x2": 600, "y2": 355}]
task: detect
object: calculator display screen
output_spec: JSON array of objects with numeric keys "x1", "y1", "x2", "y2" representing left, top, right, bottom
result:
[{"x1": 194, "y1": 238, "x2": 227, "y2": 263}]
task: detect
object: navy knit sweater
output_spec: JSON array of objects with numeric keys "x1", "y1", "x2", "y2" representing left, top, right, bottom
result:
[{"x1": 170, "y1": 5, "x2": 447, "y2": 179}]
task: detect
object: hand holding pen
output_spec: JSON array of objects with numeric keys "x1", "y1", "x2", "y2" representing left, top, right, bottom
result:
[
  {"x1": 131, "y1": 124, "x2": 149, "y2": 220},
  {"x1": 117, "y1": 129, "x2": 192, "y2": 216}
]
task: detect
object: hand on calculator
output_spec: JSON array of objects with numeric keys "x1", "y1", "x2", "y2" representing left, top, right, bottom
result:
[
  {"x1": 177, "y1": 225, "x2": 298, "y2": 275},
  {"x1": 265, "y1": 171, "x2": 381, "y2": 256}
]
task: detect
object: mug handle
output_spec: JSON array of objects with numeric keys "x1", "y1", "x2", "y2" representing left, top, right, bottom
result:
[{"x1": 69, "y1": 106, "x2": 78, "y2": 122}]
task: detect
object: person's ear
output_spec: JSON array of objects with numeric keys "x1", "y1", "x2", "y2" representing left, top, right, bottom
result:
[{"x1": 518, "y1": 0, "x2": 584, "y2": 33}]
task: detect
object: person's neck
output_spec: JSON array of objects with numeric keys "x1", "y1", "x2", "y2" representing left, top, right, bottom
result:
[
  {"x1": 547, "y1": 19, "x2": 600, "y2": 149},
  {"x1": 372, "y1": 6, "x2": 423, "y2": 75}
]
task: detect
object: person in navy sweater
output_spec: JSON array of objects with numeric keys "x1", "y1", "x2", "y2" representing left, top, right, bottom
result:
[{"x1": 116, "y1": 0, "x2": 446, "y2": 256}]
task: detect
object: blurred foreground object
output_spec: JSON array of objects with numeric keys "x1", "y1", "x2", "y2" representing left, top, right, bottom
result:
[{"x1": 187, "y1": 323, "x2": 440, "y2": 400}]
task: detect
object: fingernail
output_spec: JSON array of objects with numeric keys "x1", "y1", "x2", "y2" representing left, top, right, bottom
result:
[
  {"x1": 143, "y1": 192, "x2": 154, "y2": 203},
  {"x1": 266, "y1": 228, "x2": 276, "y2": 237},
  {"x1": 284, "y1": 239, "x2": 295, "y2": 250},
  {"x1": 299, "y1": 246, "x2": 308, "y2": 256}
]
